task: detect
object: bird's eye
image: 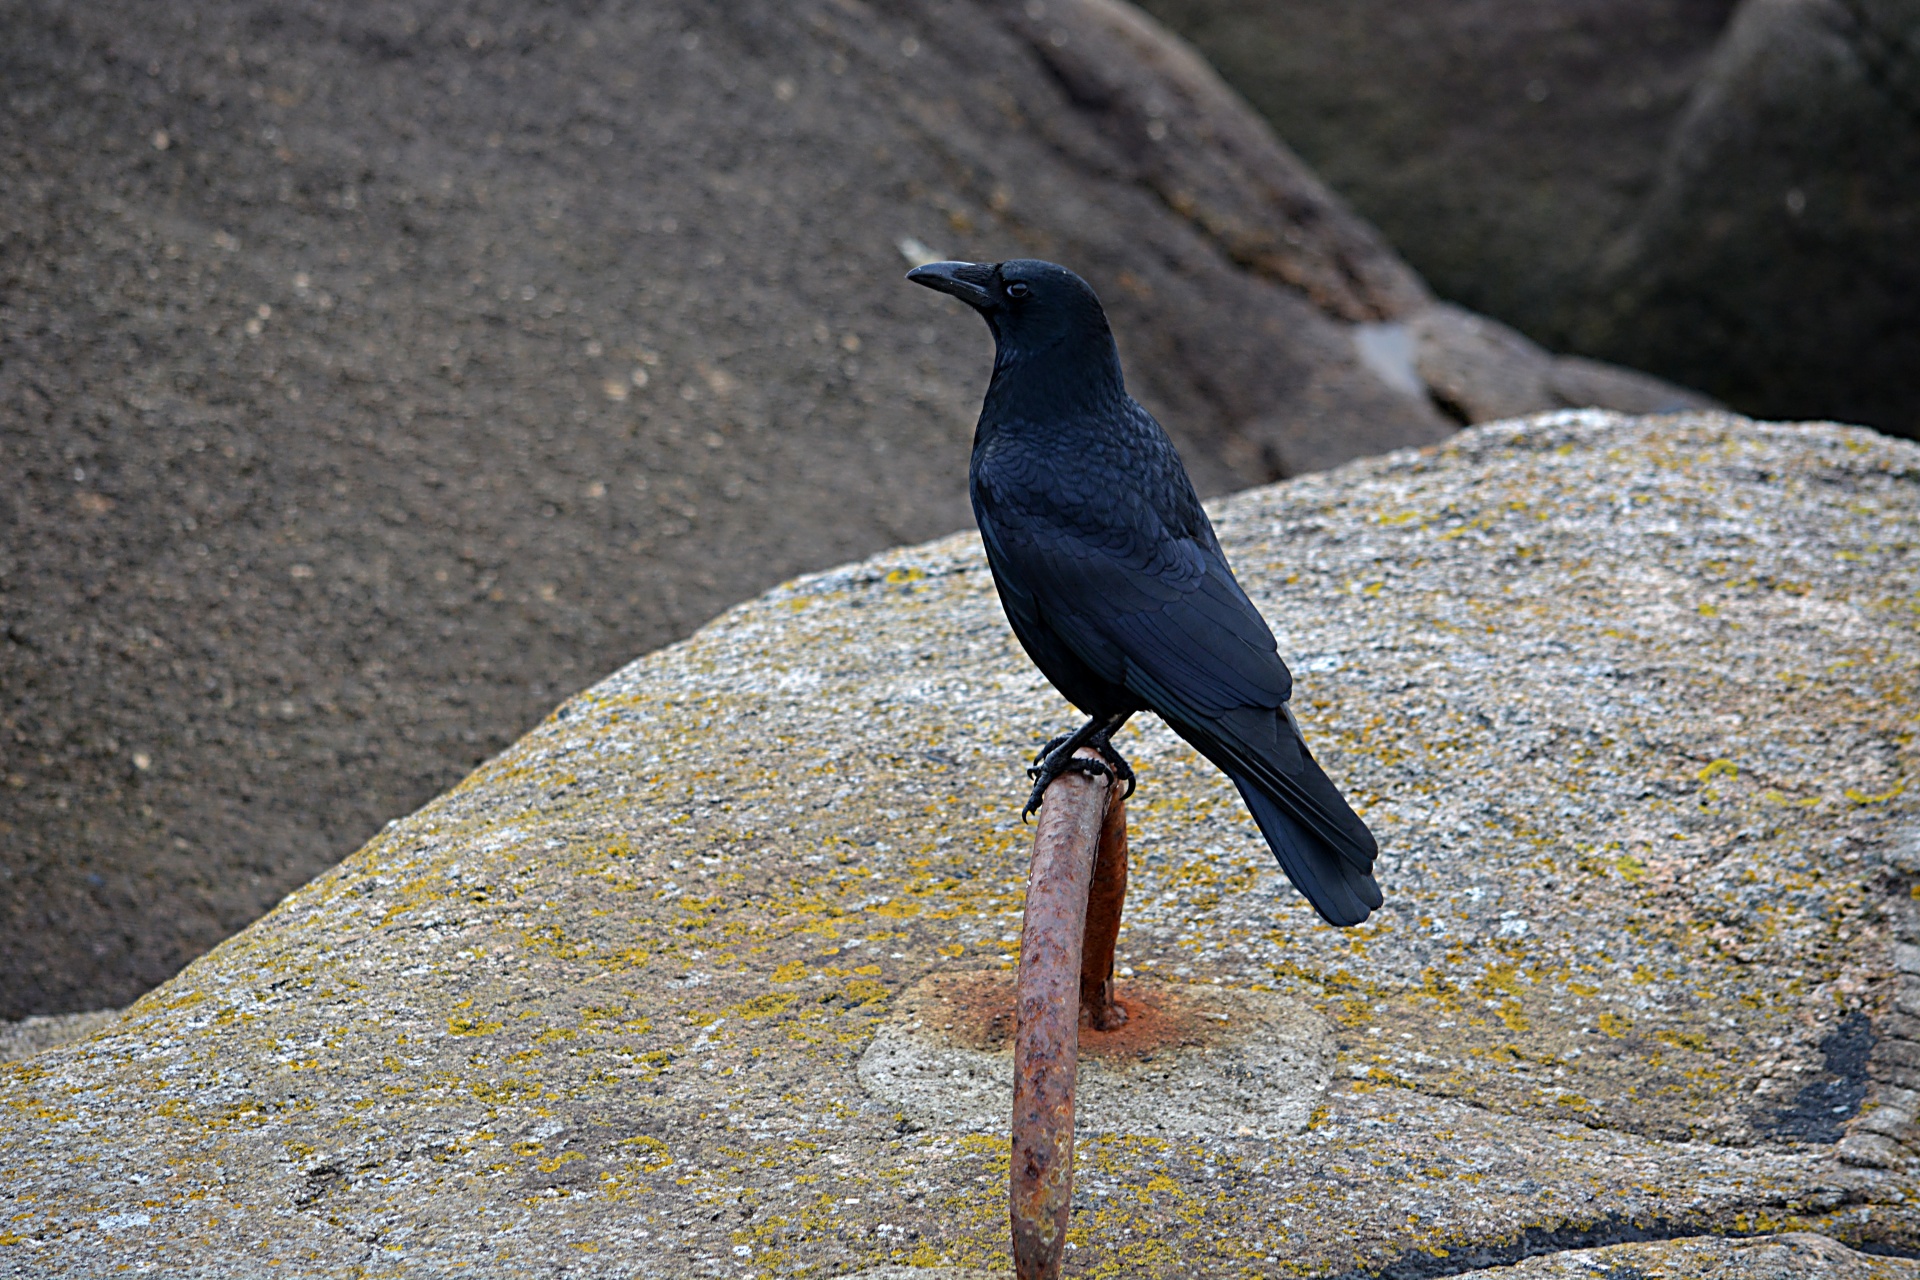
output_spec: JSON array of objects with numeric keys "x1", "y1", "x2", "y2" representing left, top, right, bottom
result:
[{"x1": 1004, "y1": 281, "x2": 1031, "y2": 299}]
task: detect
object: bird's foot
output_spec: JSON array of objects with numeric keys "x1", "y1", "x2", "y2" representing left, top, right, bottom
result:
[
  {"x1": 1089, "y1": 736, "x2": 1136, "y2": 802},
  {"x1": 1022, "y1": 714, "x2": 1137, "y2": 819},
  {"x1": 1021, "y1": 751, "x2": 1114, "y2": 822}
]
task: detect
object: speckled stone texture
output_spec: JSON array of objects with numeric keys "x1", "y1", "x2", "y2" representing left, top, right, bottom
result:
[
  {"x1": 1446, "y1": 1230, "x2": 1920, "y2": 1277},
  {"x1": 2, "y1": 412, "x2": 1916, "y2": 1277}
]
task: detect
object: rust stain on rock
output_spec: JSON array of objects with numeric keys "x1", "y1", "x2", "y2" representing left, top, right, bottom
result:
[{"x1": 907, "y1": 969, "x2": 1244, "y2": 1061}]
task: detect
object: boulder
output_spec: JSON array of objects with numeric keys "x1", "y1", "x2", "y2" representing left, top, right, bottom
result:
[
  {"x1": 1404, "y1": 303, "x2": 1714, "y2": 424},
  {"x1": 3, "y1": 413, "x2": 1916, "y2": 1275},
  {"x1": 1135, "y1": 0, "x2": 1920, "y2": 436},
  {"x1": 1575, "y1": 0, "x2": 1920, "y2": 433},
  {"x1": 0, "y1": 0, "x2": 1712, "y2": 1020},
  {"x1": 0, "y1": 1012, "x2": 118, "y2": 1064},
  {"x1": 1131, "y1": 0, "x2": 1741, "y2": 380},
  {"x1": 1446, "y1": 1233, "x2": 1919, "y2": 1277}
]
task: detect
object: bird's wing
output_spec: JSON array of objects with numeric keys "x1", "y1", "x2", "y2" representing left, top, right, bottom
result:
[
  {"x1": 977, "y1": 459, "x2": 1375, "y2": 871},
  {"x1": 976, "y1": 461, "x2": 1288, "y2": 713}
]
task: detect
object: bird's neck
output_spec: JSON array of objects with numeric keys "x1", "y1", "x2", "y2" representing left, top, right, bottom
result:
[{"x1": 981, "y1": 331, "x2": 1128, "y2": 430}]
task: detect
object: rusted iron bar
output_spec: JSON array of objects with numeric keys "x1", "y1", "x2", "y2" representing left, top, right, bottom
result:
[
  {"x1": 1080, "y1": 791, "x2": 1128, "y2": 1033},
  {"x1": 1010, "y1": 748, "x2": 1129, "y2": 1280}
]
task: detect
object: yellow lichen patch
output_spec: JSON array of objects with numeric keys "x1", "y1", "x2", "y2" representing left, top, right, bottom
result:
[
  {"x1": 722, "y1": 994, "x2": 796, "y2": 1020},
  {"x1": 448, "y1": 1015, "x2": 504, "y2": 1037},
  {"x1": 1847, "y1": 780, "x2": 1907, "y2": 805}
]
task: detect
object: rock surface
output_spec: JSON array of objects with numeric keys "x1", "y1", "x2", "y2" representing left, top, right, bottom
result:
[
  {"x1": 859, "y1": 973, "x2": 1335, "y2": 1140},
  {"x1": 1575, "y1": 0, "x2": 1920, "y2": 434},
  {"x1": 1131, "y1": 0, "x2": 1741, "y2": 379},
  {"x1": 3, "y1": 413, "x2": 1916, "y2": 1276},
  {"x1": 1407, "y1": 304, "x2": 1714, "y2": 425},
  {"x1": 5, "y1": 0, "x2": 1462, "y2": 1017},
  {"x1": 1443, "y1": 1231, "x2": 1920, "y2": 1277},
  {"x1": 1136, "y1": 0, "x2": 1920, "y2": 437},
  {"x1": 0, "y1": 1012, "x2": 120, "y2": 1065},
  {"x1": 841, "y1": 1232, "x2": 1920, "y2": 1277}
]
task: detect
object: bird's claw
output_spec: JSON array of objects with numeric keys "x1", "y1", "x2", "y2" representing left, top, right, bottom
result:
[
  {"x1": 1096, "y1": 740, "x2": 1137, "y2": 801},
  {"x1": 1021, "y1": 727, "x2": 1136, "y2": 819},
  {"x1": 1021, "y1": 753, "x2": 1114, "y2": 822},
  {"x1": 1030, "y1": 734, "x2": 1075, "y2": 769}
]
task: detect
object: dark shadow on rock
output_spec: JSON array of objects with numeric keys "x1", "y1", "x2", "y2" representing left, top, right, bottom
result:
[
  {"x1": 1329, "y1": 1215, "x2": 1692, "y2": 1280},
  {"x1": 1766, "y1": 1010, "x2": 1875, "y2": 1143},
  {"x1": 1336, "y1": 1211, "x2": 1920, "y2": 1278},
  {"x1": 1573, "y1": 0, "x2": 1920, "y2": 435}
]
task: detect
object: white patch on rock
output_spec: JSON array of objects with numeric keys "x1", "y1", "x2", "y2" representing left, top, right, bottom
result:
[
  {"x1": 1351, "y1": 321, "x2": 1423, "y2": 399},
  {"x1": 857, "y1": 981, "x2": 1333, "y2": 1140}
]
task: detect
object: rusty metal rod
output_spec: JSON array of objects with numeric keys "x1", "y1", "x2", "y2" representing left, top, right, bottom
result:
[
  {"x1": 1010, "y1": 748, "x2": 1128, "y2": 1280},
  {"x1": 1080, "y1": 791, "x2": 1128, "y2": 1033}
]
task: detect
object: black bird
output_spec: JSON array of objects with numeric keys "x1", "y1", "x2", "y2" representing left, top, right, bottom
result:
[{"x1": 908, "y1": 259, "x2": 1381, "y2": 926}]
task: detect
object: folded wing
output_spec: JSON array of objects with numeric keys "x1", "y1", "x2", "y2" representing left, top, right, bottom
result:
[{"x1": 976, "y1": 457, "x2": 1380, "y2": 925}]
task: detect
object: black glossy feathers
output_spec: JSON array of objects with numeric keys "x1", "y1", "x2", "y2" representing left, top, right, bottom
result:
[{"x1": 909, "y1": 258, "x2": 1381, "y2": 926}]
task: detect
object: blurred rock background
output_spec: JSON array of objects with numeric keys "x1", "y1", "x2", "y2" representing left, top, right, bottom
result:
[
  {"x1": 1135, "y1": 0, "x2": 1920, "y2": 434},
  {"x1": 0, "y1": 0, "x2": 1883, "y2": 1018}
]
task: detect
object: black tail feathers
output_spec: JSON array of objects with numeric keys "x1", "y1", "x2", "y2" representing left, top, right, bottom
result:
[
  {"x1": 1158, "y1": 701, "x2": 1380, "y2": 925},
  {"x1": 1231, "y1": 775, "x2": 1382, "y2": 927}
]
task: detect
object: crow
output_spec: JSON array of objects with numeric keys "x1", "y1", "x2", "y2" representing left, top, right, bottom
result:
[{"x1": 908, "y1": 258, "x2": 1381, "y2": 926}]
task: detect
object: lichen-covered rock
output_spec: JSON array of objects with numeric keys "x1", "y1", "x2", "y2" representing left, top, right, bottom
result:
[
  {"x1": 858, "y1": 974, "x2": 1336, "y2": 1140},
  {"x1": 839, "y1": 1232, "x2": 1920, "y2": 1278},
  {"x1": 2, "y1": 413, "x2": 1916, "y2": 1276},
  {"x1": 1448, "y1": 1231, "x2": 1920, "y2": 1278}
]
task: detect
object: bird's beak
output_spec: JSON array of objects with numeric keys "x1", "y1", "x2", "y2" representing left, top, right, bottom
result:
[{"x1": 906, "y1": 260, "x2": 996, "y2": 310}]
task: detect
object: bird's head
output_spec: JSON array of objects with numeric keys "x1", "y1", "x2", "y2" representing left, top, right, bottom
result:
[{"x1": 906, "y1": 259, "x2": 1114, "y2": 371}]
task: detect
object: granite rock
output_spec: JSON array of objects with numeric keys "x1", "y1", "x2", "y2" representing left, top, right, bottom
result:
[
  {"x1": 2, "y1": 413, "x2": 1915, "y2": 1277},
  {"x1": 1576, "y1": 0, "x2": 1920, "y2": 433},
  {"x1": 837, "y1": 1232, "x2": 1920, "y2": 1277},
  {"x1": 0, "y1": 1012, "x2": 120, "y2": 1064},
  {"x1": 1131, "y1": 0, "x2": 1741, "y2": 397},
  {"x1": 1446, "y1": 1230, "x2": 1920, "y2": 1277},
  {"x1": 1136, "y1": 0, "x2": 1920, "y2": 436},
  {"x1": 1407, "y1": 303, "x2": 1715, "y2": 424}
]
